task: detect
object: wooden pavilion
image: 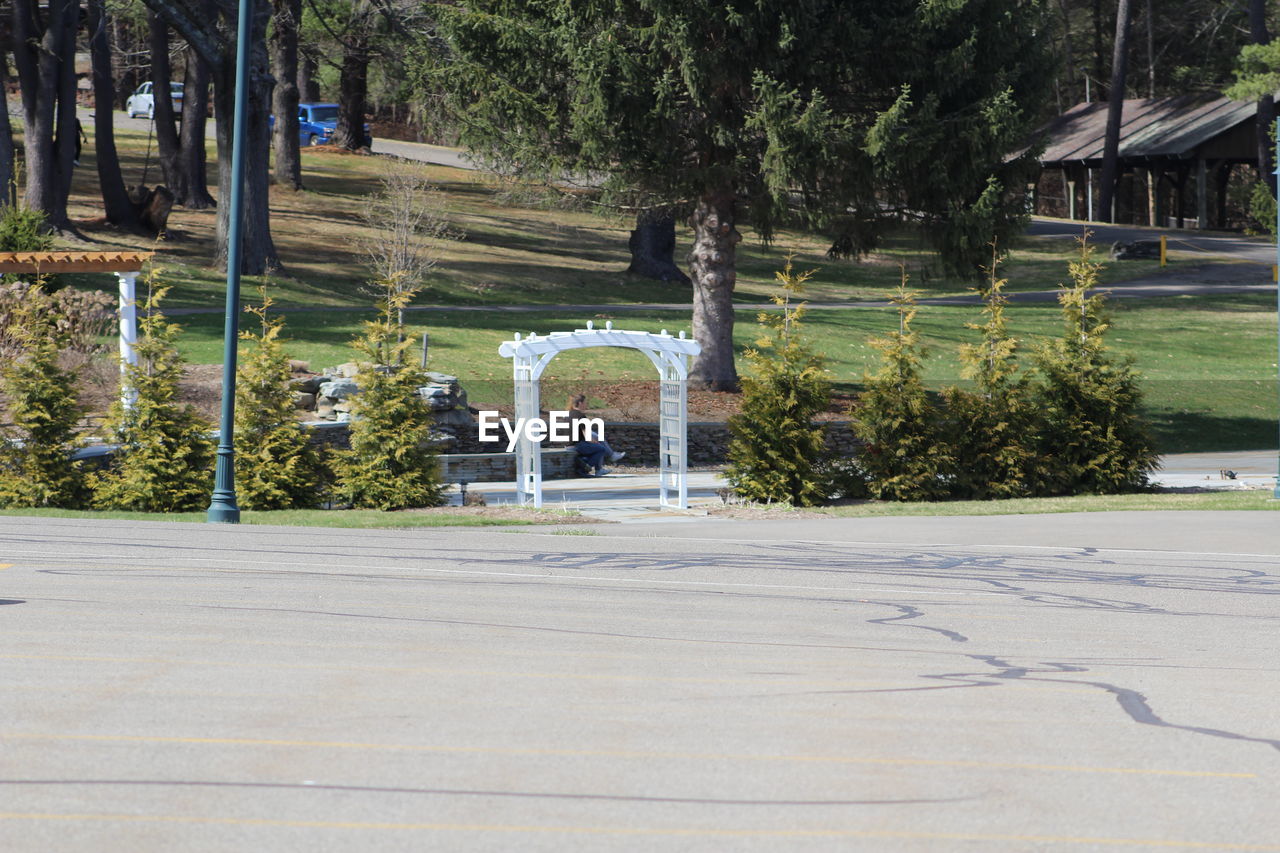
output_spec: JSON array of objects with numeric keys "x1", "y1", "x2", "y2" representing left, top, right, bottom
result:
[{"x1": 1031, "y1": 96, "x2": 1263, "y2": 229}]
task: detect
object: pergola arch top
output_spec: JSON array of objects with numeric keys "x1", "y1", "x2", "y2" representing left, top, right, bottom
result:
[
  {"x1": 497, "y1": 321, "x2": 700, "y2": 380},
  {"x1": 498, "y1": 321, "x2": 701, "y2": 510}
]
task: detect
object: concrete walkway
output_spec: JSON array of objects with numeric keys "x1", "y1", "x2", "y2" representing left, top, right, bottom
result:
[
  {"x1": 445, "y1": 451, "x2": 1280, "y2": 523},
  {"x1": 447, "y1": 470, "x2": 727, "y2": 523}
]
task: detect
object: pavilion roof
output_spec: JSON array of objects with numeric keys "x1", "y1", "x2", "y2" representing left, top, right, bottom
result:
[{"x1": 1035, "y1": 96, "x2": 1257, "y2": 166}]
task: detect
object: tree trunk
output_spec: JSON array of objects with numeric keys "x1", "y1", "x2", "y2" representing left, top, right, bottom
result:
[
  {"x1": 0, "y1": 44, "x2": 14, "y2": 207},
  {"x1": 148, "y1": 11, "x2": 214, "y2": 210},
  {"x1": 14, "y1": 0, "x2": 78, "y2": 229},
  {"x1": 627, "y1": 211, "x2": 690, "y2": 284},
  {"x1": 1248, "y1": 0, "x2": 1276, "y2": 195},
  {"x1": 52, "y1": 0, "x2": 78, "y2": 225},
  {"x1": 332, "y1": 36, "x2": 370, "y2": 150},
  {"x1": 270, "y1": 0, "x2": 303, "y2": 189},
  {"x1": 1097, "y1": 0, "x2": 1132, "y2": 224},
  {"x1": 1056, "y1": 0, "x2": 1075, "y2": 105},
  {"x1": 687, "y1": 191, "x2": 740, "y2": 391},
  {"x1": 176, "y1": 43, "x2": 216, "y2": 208},
  {"x1": 150, "y1": 13, "x2": 183, "y2": 194},
  {"x1": 87, "y1": 0, "x2": 140, "y2": 226},
  {"x1": 212, "y1": 0, "x2": 279, "y2": 274},
  {"x1": 1143, "y1": 0, "x2": 1155, "y2": 97},
  {"x1": 298, "y1": 50, "x2": 320, "y2": 102},
  {"x1": 1091, "y1": 0, "x2": 1107, "y2": 100}
]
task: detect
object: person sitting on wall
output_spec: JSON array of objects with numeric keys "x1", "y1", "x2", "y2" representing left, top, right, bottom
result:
[{"x1": 568, "y1": 393, "x2": 625, "y2": 476}]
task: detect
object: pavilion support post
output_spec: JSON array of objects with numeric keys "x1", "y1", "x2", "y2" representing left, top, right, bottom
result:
[
  {"x1": 1196, "y1": 158, "x2": 1208, "y2": 230},
  {"x1": 1174, "y1": 167, "x2": 1188, "y2": 228},
  {"x1": 1148, "y1": 168, "x2": 1161, "y2": 227},
  {"x1": 1215, "y1": 162, "x2": 1231, "y2": 229},
  {"x1": 1065, "y1": 175, "x2": 1077, "y2": 220},
  {"x1": 1152, "y1": 167, "x2": 1162, "y2": 227},
  {"x1": 116, "y1": 271, "x2": 139, "y2": 408}
]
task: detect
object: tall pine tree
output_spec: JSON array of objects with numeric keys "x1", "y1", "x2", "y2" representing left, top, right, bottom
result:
[{"x1": 434, "y1": 0, "x2": 1050, "y2": 389}]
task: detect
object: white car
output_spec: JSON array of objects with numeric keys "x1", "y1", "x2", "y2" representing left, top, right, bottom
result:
[{"x1": 125, "y1": 82, "x2": 184, "y2": 119}]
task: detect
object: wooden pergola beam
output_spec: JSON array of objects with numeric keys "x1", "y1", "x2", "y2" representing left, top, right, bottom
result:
[
  {"x1": 0, "y1": 251, "x2": 155, "y2": 274},
  {"x1": 0, "y1": 251, "x2": 156, "y2": 410}
]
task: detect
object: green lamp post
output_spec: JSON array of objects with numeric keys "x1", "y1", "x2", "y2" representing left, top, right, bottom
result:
[
  {"x1": 1274, "y1": 118, "x2": 1280, "y2": 500},
  {"x1": 207, "y1": 0, "x2": 255, "y2": 523}
]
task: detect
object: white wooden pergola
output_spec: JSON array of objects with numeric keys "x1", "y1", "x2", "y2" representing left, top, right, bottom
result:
[
  {"x1": 0, "y1": 251, "x2": 155, "y2": 407},
  {"x1": 498, "y1": 321, "x2": 701, "y2": 509}
]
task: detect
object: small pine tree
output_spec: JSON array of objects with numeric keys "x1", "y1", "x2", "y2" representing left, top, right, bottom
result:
[
  {"x1": 0, "y1": 204, "x2": 57, "y2": 288},
  {"x1": 234, "y1": 287, "x2": 326, "y2": 509},
  {"x1": 1032, "y1": 236, "x2": 1158, "y2": 495},
  {"x1": 90, "y1": 276, "x2": 216, "y2": 511},
  {"x1": 725, "y1": 256, "x2": 834, "y2": 506},
  {"x1": 0, "y1": 286, "x2": 88, "y2": 507},
  {"x1": 852, "y1": 277, "x2": 954, "y2": 501},
  {"x1": 943, "y1": 245, "x2": 1039, "y2": 499},
  {"x1": 333, "y1": 273, "x2": 446, "y2": 510}
]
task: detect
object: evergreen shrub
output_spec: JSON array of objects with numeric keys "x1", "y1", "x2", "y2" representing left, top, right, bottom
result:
[
  {"x1": 1032, "y1": 238, "x2": 1158, "y2": 494},
  {"x1": 725, "y1": 257, "x2": 838, "y2": 506},
  {"x1": 234, "y1": 288, "x2": 327, "y2": 509},
  {"x1": 851, "y1": 280, "x2": 954, "y2": 501},
  {"x1": 943, "y1": 247, "x2": 1040, "y2": 499},
  {"x1": 333, "y1": 274, "x2": 446, "y2": 510},
  {"x1": 90, "y1": 276, "x2": 216, "y2": 511},
  {"x1": 0, "y1": 286, "x2": 87, "y2": 507}
]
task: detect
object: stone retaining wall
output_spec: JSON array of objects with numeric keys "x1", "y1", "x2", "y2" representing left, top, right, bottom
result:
[
  {"x1": 304, "y1": 422, "x2": 576, "y2": 483},
  {"x1": 440, "y1": 448, "x2": 577, "y2": 483},
  {"x1": 307, "y1": 420, "x2": 861, "y2": 467}
]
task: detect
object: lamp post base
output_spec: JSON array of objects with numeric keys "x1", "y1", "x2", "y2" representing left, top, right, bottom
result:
[{"x1": 207, "y1": 494, "x2": 241, "y2": 524}]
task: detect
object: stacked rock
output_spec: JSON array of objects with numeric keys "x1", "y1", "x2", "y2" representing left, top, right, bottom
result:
[{"x1": 293, "y1": 363, "x2": 474, "y2": 433}]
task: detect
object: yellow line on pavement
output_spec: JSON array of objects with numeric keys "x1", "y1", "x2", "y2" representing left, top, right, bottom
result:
[
  {"x1": 0, "y1": 813, "x2": 1275, "y2": 847},
  {"x1": 1, "y1": 733, "x2": 1255, "y2": 778},
  {"x1": 0, "y1": 564, "x2": 12, "y2": 570}
]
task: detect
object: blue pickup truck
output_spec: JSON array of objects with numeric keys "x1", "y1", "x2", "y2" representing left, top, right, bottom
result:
[{"x1": 286, "y1": 103, "x2": 373, "y2": 148}]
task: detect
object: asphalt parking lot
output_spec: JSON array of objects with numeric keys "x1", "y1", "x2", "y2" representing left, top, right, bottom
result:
[{"x1": 1, "y1": 512, "x2": 1278, "y2": 851}]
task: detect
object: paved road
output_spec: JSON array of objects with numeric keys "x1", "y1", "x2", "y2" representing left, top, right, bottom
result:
[
  {"x1": 2, "y1": 514, "x2": 1279, "y2": 851},
  {"x1": 98, "y1": 106, "x2": 478, "y2": 170},
  {"x1": 1028, "y1": 216, "x2": 1277, "y2": 264}
]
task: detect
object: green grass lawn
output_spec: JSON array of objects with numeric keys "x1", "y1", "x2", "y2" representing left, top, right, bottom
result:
[{"x1": 165, "y1": 292, "x2": 1278, "y2": 453}]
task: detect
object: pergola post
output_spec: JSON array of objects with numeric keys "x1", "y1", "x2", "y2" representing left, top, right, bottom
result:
[
  {"x1": 116, "y1": 271, "x2": 139, "y2": 408},
  {"x1": 657, "y1": 351, "x2": 689, "y2": 509},
  {"x1": 511, "y1": 338, "x2": 543, "y2": 508}
]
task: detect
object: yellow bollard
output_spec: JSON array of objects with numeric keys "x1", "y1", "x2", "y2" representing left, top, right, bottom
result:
[
  {"x1": 1273, "y1": 264, "x2": 1278, "y2": 283},
  {"x1": 1160, "y1": 234, "x2": 1167, "y2": 267}
]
